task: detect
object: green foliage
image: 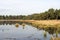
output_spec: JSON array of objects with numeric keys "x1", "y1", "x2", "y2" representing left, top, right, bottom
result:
[
  {"x1": 23, "y1": 8, "x2": 60, "y2": 20},
  {"x1": 0, "y1": 8, "x2": 60, "y2": 20}
]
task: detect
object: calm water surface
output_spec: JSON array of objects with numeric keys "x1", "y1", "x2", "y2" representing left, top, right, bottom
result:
[{"x1": 0, "y1": 24, "x2": 58, "y2": 40}]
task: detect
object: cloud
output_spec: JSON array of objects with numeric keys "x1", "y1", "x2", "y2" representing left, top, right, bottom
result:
[{"x1": 0, "y1": 0, "x2": 60, "y2": 15}]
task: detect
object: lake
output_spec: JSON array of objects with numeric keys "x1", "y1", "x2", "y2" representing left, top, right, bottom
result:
[{"x1": 0, "y1": 22, "x2": 60, "y2": 40}]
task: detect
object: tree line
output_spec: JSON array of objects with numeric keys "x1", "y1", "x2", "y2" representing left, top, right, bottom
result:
[{"x1": 0, "y1": 8, "x2": 60, "y2": 20}]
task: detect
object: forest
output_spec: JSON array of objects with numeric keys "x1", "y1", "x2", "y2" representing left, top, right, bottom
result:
[{"x1": 0, "y1": 8, "x2": 60, "y2": 20}]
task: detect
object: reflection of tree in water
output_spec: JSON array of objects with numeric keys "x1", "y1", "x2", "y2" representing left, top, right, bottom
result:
[
  {"x1": 44, "y1": 26, "x2": 60, "y2": 38},
  {"x1": 45, "y1": 27, "x2": 57, "y2": 34},
  {"x1": 0, "y1": 21, "x2": 22, "y2": 25},
  {"x1": 0, "y1": 21, "x2": 59, "y2": 36},
  {"x1": 22, "y1": 26, "x2": 25, "y2": 29},
  {"x1": 0, "y1": 29, "x2": 9, "y2": 32},
  {"x1": 0, "y1": 21, "x2": 26, "y2": 29}
]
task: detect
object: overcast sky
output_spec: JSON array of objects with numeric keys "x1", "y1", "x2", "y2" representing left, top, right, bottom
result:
[{"x1": 0, "y1": 0, "x2": 60, "y2": 15}]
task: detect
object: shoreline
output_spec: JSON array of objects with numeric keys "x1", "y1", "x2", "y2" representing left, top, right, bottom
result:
[{"x1": 0, "y1": 20, "x2": 60, "y2": 28}]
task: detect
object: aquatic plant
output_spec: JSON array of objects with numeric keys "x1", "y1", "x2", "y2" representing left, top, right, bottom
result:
[
  {"x1": 56, "y1": 31, "x2": 58, "y2": 37},
  {"x1": 15, "y1": 23, "x2": 19, "y2": 27},
  {"x1": 22, "y1": 23, "x2": 25, "y2": 26},
  {"x1": 44, "y1": 31, "x2": 47, "y2": 37},
  {"x1": 50, "y1": 35, "x2": 54, "y2": 40}
]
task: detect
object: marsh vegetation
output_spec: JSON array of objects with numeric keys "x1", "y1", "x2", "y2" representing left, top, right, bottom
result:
[
  {"x1": 0, "y1": 21, "x2": 60, "y2": 40},
  {"x1": 0, "y1": 8, "x2": 60, "y2": 40}
]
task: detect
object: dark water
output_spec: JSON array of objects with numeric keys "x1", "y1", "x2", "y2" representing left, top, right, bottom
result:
[{"x1": 0, "y1": 22, "x2": 60, "y2": 40}]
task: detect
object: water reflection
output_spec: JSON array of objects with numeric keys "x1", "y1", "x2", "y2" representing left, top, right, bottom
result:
[
  {"x1": 0, "y1": 21, "x2": 60, "y2": 40},
  {"x1": 0, "y1": 23, "x2": 50, "y2": 40}
]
